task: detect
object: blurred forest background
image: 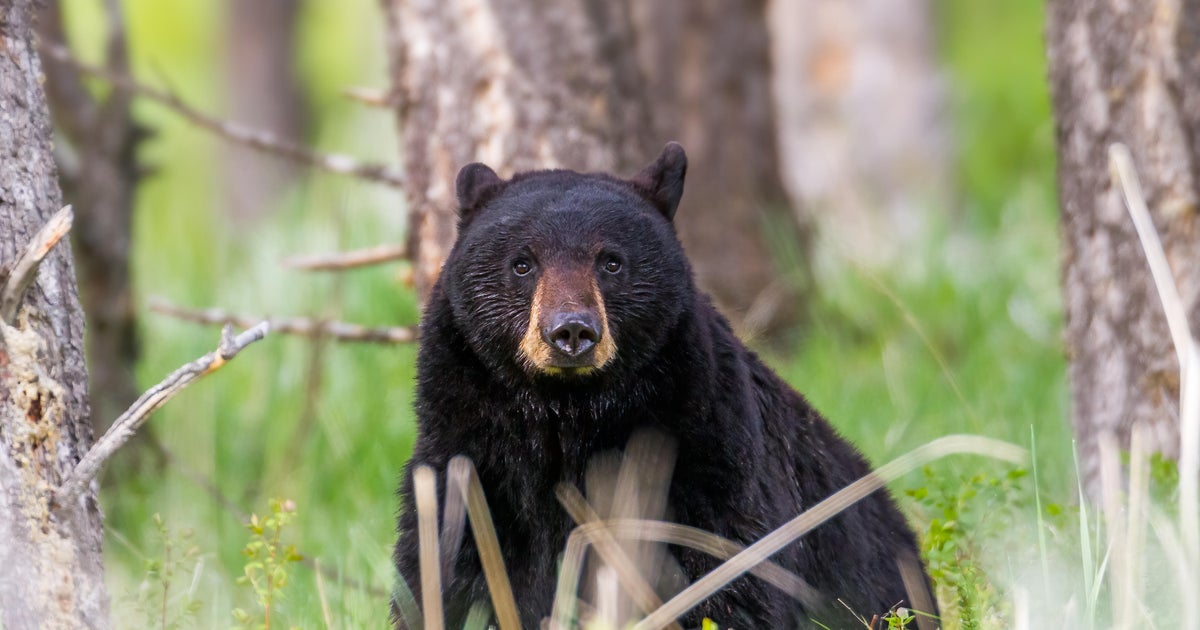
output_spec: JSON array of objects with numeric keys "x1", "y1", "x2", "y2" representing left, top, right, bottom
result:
[{"x1": 44, "y1": 0, "x2": 1076, "y2": 627}]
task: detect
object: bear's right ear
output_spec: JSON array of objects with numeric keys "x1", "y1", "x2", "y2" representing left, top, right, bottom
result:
[
  {"x1": 631, "y1": 142, "x2": 688, "y2": 221},
  {"x1": 456, "y1": 162, "x2": 503, "y2": 221}
]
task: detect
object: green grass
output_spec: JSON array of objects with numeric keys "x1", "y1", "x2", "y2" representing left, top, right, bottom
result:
[{"x1": 59, "y1": 0, "x2": 1193, "y2": 627}]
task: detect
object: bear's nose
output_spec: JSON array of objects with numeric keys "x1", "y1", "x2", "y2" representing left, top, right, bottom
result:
[{"x1": 545, "y1": 312, "x2": 600, "y2": 357}]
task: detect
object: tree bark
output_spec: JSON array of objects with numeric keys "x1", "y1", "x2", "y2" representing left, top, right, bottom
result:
[
  {"x1": 1047, "y1": 0, "x2": 1200, "y2": 499},
  {"x1": 768, "y1": 0, "x2": 948, "y2": 266},
  {"x1": 0, "y1": 0, "x2": 109, "y2": 627},
  {"x1": 383, "y1": 0, "x2": 653, "y2": 301},
  {"x1": 223, "y1": 0, "x2": 305, "y2": 222},
  {"x1": 630, "y1": 0, "x2": 809, "y2": 338}
]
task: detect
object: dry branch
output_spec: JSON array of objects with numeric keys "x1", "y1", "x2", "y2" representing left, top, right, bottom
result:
[
  {"x1": 38, "y1": 43, "x2": 405, "y2": 188},
  {"x1": 1, "y1": 205, "x2": 74, "y2": 324},
  {"x1": 342, "y1": 86, "x2": 400, "y2": 109},
  {"x1": 55, "y1": 322, "x2": 269, "y2": 507},
  {"x1": 149, "y1": 298, "x2": 416, "y2": 344},
  {"x1": 281, "y1": 243, "x2": 408, "y2": 271}
]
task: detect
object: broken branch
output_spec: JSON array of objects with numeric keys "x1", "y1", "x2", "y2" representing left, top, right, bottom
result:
[
  {"x1": 55, "y1": 322, "x2": 270, "y2": 507},
  {"x1": 1, "y1": 205, "x2": 74, "y2": 324},
  {"x1": 149, "y1": 298, "x2": 416, "y2": 344},
  {"x1": 281, "y1": 243, "x2": 409, "y2": 271},
  {"x1": 38, "y1": 43, "x2": 405, "y2": 188}
]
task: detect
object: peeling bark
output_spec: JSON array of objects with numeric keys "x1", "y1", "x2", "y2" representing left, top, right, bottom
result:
[
  {"x1": 385, "y1": 0, "x2": 653, "y2": 300},
  {"x1": 0, "y1": 0, "x2": 109, "y2": 627},
  {"x1": 1047, "y1": 0, "x2": 1200, "y2": 499}
]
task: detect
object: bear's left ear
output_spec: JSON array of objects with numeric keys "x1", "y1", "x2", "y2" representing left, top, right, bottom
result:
[
  {"x1": 631, "y1": 142, "x2": 688, "y2": 221},
  {"x1": 456, "y1": 162, "x2": 503, "y2": 222}
]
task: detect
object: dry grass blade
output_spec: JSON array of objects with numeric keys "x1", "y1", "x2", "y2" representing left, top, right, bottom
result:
[
  {"x1": 1098, "y1": 432, "x2": 1125, "y2": 624},
  {"x1": 632, "y1": 435, "x2": 1026, "y2": 630},
  {"x1": 448, "y1": 457, "x2": 521, "y2": 630},
  {"x1": 314, "y1": 558, "x2": 334, "y2": 630},
  {"x1": 441, "y1": 463, "x2": 468, "y2": 586},
  {"x1": 554, "y1": 484, "x2": 676, "y2": 628},
  {"x1": 896, "y1": 552, "x2": 938, "y2": 630},
  {"x1": 1109, "y1": 142, "x2": 1200, "y2": 587},
  {"x1": 0, "y1": 205, "x2": 73, "y2": 324},
  {"x1": 1120, "y1": 423, "x2": 1150, "y2": 628},
  {"x1": 550, "y1": 516, "x2": 821, "y2": 628},
  {"x1": 415, "y1": 466, "x2": 444, "y2": 630}
]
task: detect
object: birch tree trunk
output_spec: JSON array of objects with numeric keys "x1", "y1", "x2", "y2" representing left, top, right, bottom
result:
[
  {"x1": 631, "y1": 0, "x2": 808, "y2": 337},
  {"x1": 0, "y1": 1, "x2": 109, "y2": 627},
  {"x1": 769, "y1": 0, "x2": 948, "y2": 266},
  {"x1": 1046, "y1": 0, "x2": 1200, "y2": 499},
  {"x1": 383, "y1": 0, "x2": 652, "y2": 300}
]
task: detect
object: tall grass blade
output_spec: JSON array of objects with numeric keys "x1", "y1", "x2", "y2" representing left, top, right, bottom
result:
[
  {"x1": 414, "y1": 466, "x2": 444, "y2": 630},
  {"x1": 1030, "y1": 426, "x2": 1050, "y2": 590},
  {"x1": 1109, "y1": 143, "x2": 1200, "y2": 569},
  {"x1": 1072, "y1": 440, "x2": 1096, "y2": 623},
  {"x1": 448, "y1": 457, "x2": 521, "y2": 630}
]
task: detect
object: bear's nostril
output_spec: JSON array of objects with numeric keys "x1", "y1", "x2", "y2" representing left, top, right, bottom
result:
[{"x1": 546, "y1": 315, "x2": 600, "y2": 357}]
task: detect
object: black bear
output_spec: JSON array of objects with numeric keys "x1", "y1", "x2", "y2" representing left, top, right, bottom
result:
[{"x1": 395, "y1": 143, "x2": 934, "y2": 628}]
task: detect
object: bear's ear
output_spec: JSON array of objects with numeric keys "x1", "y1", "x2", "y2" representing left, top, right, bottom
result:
[
  {"x1": 456, "y1": 162, "x2": 503, "y2": 220},
  {"x1": 631, "y1": 142, "x2": 688, "y2": 221}
]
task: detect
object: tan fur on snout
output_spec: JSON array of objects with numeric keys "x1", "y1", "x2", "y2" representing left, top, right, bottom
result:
[
  {"x1": 519, "y1": 282, "x2": 555, "y2": 370},
  {"x1": 518, "y1": 270, "x2": 617, "y2": 374}
]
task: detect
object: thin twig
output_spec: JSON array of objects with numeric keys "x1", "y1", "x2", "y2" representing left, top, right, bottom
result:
[
  {"x1": 632, "y1": 435, "x2": 1026, "y2": 630},
  {"x1": 55, "y1": 322, "x2": 270, "y2": 507},
  {"x1": 342, "y1": 86, "x2": 399, "y2": 109},
  {"x1": 282, "y1": 243, "x2": 409, "y2": 271},
  {"x1": 149, "y1": 298, "x2": 416, "y2": 344},
  {"x1": 1, "y1": 205, "x2": 74, "y2": 324},
  {"x1": 38, "y1": 43, "x2": 405, "y2": 188}
]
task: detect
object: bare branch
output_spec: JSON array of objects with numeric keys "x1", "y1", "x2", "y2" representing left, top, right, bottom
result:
[
  {"x1": 149, "y1": 298, "x2": 416, "y2": 344},
  {"x1": 38, "y1": 43, "x2": 405, "y2": 188},
  {"x1": 1, "y1": 205, "x2": 74, "y2": 324},
  {"x1": 281, "y1": 243, "x2": 409, "y2": 271},
  {"x1": 55, "y1": 322, "x2": 270, "y2": 507},
  {"x1": 342, "y1": 86, "x2": 400, "y2": 109}
]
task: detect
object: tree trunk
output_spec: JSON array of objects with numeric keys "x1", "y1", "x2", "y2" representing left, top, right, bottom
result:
[
  {"x1": 0, "y1": 1, "x2": 109, "y2": 627},
  {"x1": 630, "y1": 0, "x2": 809, "y2": 338},
  {"x1": 1047, "y1": 0, "x2": 1200, "y2": 500},
  {"x1": 768, "y1": 0, "x2": 948, "y2": 266},
  {"x1": 383, "y1": 0, "x2": 653, "y2": 301},
  {"x1": 223, "y1": 0, "x2": 305, "y2": 222},
  {"x1": 39, "y1": 0, "x2": 145, "y2": 432}
]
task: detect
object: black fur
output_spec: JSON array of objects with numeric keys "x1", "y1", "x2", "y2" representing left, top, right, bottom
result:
[{"x1": 394, "y1": 144, "x2": 933, "y2": 628}]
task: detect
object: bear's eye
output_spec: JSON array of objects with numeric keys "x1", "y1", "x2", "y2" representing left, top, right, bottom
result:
[
  {"x1": 512, "y1": 259, "x2": 533, "y2": 276},
  {"x1": 603, "y1": 257, "x2": 622, "y2": 274}
]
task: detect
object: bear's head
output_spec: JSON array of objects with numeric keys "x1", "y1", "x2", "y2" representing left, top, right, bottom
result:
[{"x1": 439, "y1": 142, "x2": 692, "y2": 381}]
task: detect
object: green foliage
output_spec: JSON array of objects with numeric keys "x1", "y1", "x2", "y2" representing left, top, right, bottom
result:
[
  {"x1": 124, "y1": 513, "x2": 203, "y2": 630},
  {"x1": 905, "y1": 467, "x2": 1029, "y2": 628},
  {"x1": 232, "y1": 499, "x2": 304, "y2": 630}
]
